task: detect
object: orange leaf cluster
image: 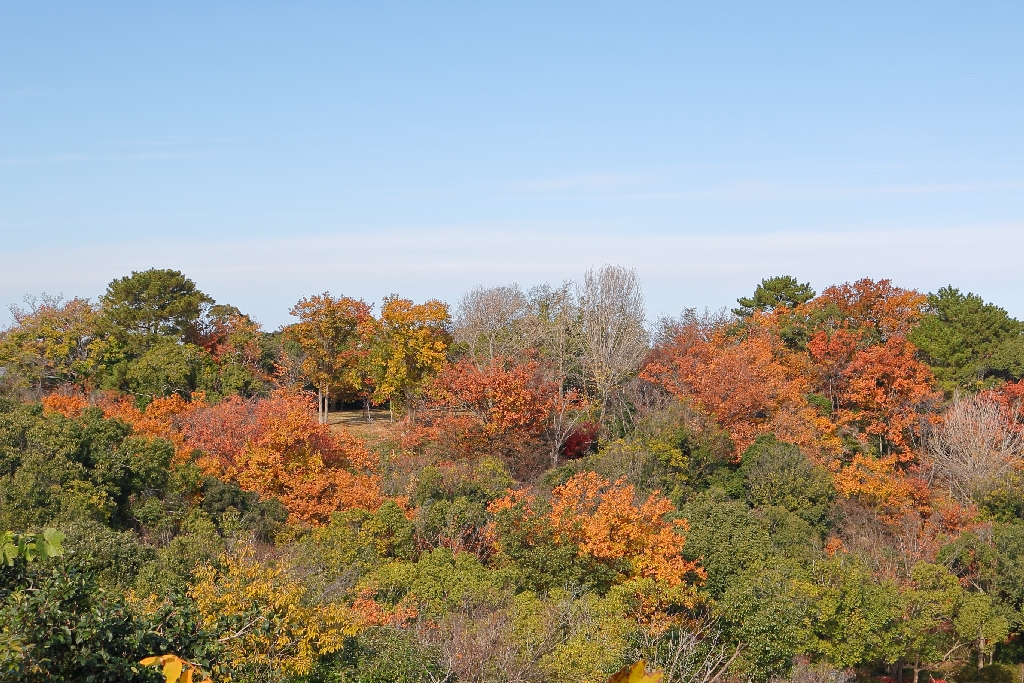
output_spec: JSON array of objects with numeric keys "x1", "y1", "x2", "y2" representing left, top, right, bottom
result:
[
  {"x1": 983, "y1": 380, "x2": 1024, "y2": 428},
  {"x1": 182, "y1": 391, "x2": 383, "y2": 525},
  {"x1": 428, "y1": 358, "x2": 556, "y2": 436},
  {"x1": 809, "y1": 278, "x2": 927, "y2": 340},
  {"x1": 831, "y1": 454, "x2": 931, "y2": 517},
  {"x1": 642, "y1": 279, "x2": 943, "y2": 515},
  {"x1": 286, "y1": 293, "x2": 375, "y2": 399},
  {"x1": 832, "y1": 336, "x2": 940, "y2": 457},
  {"x1": 351, "y1": 587, "x2": 419, "y2": 628},
  {"x1": 547, "y1": 472, "x2": 704, "y2": 586},
  {"x1": 406, "y1": 358, "x2": 585, "y2": 474},
  {"x1": 41, "y1": 392, "x2": 90, "y2": 418},
  {"x1": 642, "y1": 321, "x2": 835, "y2": 457},
  {"x1": 98, "y1": 392, "x2": 204, "y2": 455}
]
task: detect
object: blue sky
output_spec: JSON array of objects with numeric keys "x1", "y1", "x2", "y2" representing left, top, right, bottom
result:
[{"x1": 2, "y1": 2, "x2": 1022, "y2": 327}]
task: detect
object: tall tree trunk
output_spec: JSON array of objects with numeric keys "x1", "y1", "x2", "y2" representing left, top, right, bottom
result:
[{"x1": 324, "y1": 383, "x2": 330, "y2": 425}]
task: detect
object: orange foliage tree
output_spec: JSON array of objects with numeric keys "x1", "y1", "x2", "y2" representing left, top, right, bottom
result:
[
  {"x1": 798, "y1": 279, "x2": 938, "y2": 458},
  {"x1": 807, "y1": 278, "x2": 927, "y2": 341},
  {"x1": 97, "y1": 392, "x2": 203, "y2": 454},
  {"x1": 41, "y1": 387, "x2": 382, "y2": 524},
  {"x1": 286, "y1": 294, "x2": 374, "y2": 423},
  {"x1": 795, "y1": 280, "x2": 939, "y2": 512},
  {"x1": 182, "y1": 391, "x2": 383, "y2": 524},
  {"x1": 41, "y1": 392, "x2": 91, "y2": 419},
  {"x1": 548, "y1": 472, "x2": 704, "y2": 586},
  {"x1": 490, "y1": 472, "x2": 704, "y2": 587},
  {"x1": 831, "y1": 336, "x2": 940, "y2": 458},
  {"x1": 427, "y1": 358, "x2": 556, "y2": 437},
  {"x1": 642, "y1": 278, "x2": 942, "y2": 517},
  {"x1": 408, "y1": 357, "x2": 588, "y2": 474},
  {"x1": 191, "y1": 305, "x2": 270, "y2": 380},
  {"x1": 641, "y1": 317, "x2": 836, "y2": 457}
]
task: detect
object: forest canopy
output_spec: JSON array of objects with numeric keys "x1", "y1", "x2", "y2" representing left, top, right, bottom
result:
[{"x1": 1, "y1": 266, "x2": 1023, "y2": 683}]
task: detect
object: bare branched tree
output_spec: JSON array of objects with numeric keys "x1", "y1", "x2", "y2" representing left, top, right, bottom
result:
[
  {"x1": 927, "y1": 393, "x2": 1024, "y2": 504},
  {"x1": 575, "y1": 265, "x2": 649, "y2": 422},
  {"x1": 414, "y1": 591, "x2": 605, "y2": 683},
  {"x1": 774, "y1": 656, "x2": 854, "y2": 683},
  {"x1": 655, "y1": 307, "x2": 733, "y2": 346},
  {"x1": 454, "y1": 284, "x2": 530, "y2": 367},
  {"x1": 629, "y1": 620, "x2": 741, "y2": 683}
]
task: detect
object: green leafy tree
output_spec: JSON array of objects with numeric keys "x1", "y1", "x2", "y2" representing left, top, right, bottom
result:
[
  {"x1": 734, "y1": 277, "x2": 816, "y2": 317},
  {"x1": 679, "y1": 491, "x2": 775, "y2": 599},
  {"x1": 0, "y1": 528, "x2": 64, "y2": 565},
  {"x1": 338, "y1": 627, "x2": 443, "y2": 683},
  {"x1": 938, "y1": 528, "x2": 1024, "y2": 663},
  {"x1": 910, "y1": 287, "x2": 1024, "y2": 392},
  {"x1": 122, "y1": 341, "x2": 217, "y2": 400},
  {"x1": 897, "y1": 563, "x2": 1008, "y2": 683},
  {"x1": 0, "y1": 555, "x2": 151, "y2": 681},
  {"x1": 794, "y1": 556, "x2": 903, "y2": 668},
  {"x1": 739, "y1": 434, "x2": 836, "y2": 531},
  {"x1": 1, "y1": 541, "x2": 216, "y2": 683},
  {"x1": 362, "y1": 547, "x2": 501, "y2": 619},
  {"x1": 719, "y1": 565, "x2": 803, "y2": 683},
  {"x1": 0, "y1": 402, "x2": 176, "y2": 531},
  {"x1": 100, "y1": 269, "x2": 213, "y2": 348},
  {"x1": 134, "y1": 510, "x2": 224, "y2": 598}
]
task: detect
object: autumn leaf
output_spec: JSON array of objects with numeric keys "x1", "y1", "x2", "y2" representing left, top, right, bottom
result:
[
  {"x1": 139, "y1": 654, "x2": 203, "y2": 683},
  {"x1": 607, "y1": 660, "x2": 663, "y2": 683},
  {"x1": 548, "y1": 472, "x2": 704, "y2": 586},
  {"x1": 189, "y1": 546, "x2": 358, "y2": 677},
  {"x1": 809, "y1": 277, "x2": 927, "y2": 341}
]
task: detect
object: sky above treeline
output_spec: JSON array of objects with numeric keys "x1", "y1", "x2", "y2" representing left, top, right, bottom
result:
[{"x1": 2, "y1": 2, "x2": 1022, "y2": 327}]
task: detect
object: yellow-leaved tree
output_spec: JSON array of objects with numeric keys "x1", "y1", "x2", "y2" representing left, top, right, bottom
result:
[
  {"x1": 189, "y1": 546, "x2": 358, "y2": 681},
  {"x1": 369, "y1": 295, "x2": 451, "y2": 419},
  {"x1": 0, "y1": 294, "x2": 102, "y2": 393}
]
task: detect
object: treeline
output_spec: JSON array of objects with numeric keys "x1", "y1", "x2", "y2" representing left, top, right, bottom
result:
[{"x1": 0, "y1": 267, "x2": 1023, "y2": 683}]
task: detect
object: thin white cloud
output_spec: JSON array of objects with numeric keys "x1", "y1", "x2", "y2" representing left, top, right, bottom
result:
[{"x1": 2, "y1": 224, "x2": 1021, "y2": 328}]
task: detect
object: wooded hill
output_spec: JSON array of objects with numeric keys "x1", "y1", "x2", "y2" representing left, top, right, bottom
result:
[{"x1": 1, "y1": 266, "x2": 1023, "y2": 683}]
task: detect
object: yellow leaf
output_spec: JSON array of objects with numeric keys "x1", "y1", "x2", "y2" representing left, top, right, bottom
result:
[
  {"x1": 181, "y1": 668, "x2": 194, "y2": 683},
  {"x1": 139, "y1": 656, "x2": 163, "y2": 666},
  {"x1": 163, "y1": 657, "x2": 183, "y2": 683},
  {"x1": 607, "y1": 660, "x2": 664, "y2": 683}
]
